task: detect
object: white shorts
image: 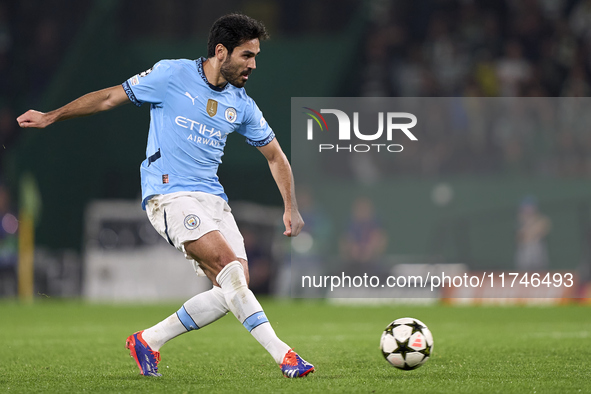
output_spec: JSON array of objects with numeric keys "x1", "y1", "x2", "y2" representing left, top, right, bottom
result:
[{"x1": 146, "y1": 191, "x2": 247, "y2": 276}]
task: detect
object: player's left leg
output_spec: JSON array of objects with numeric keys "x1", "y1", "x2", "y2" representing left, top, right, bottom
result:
[
  {"x1": 186, "y1": 231, "x2": 314, "y2": 378},
  {"x1": 215, "y1": 204, "x2": 314, "y2": 377},
  {"x1": 217, "y1": 260, "x2": 315, "y2": 378}
]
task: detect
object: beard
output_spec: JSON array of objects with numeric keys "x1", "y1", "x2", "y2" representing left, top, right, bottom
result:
[{"x1": 220, "y1": 56, "x2": 251, "y2": 88}]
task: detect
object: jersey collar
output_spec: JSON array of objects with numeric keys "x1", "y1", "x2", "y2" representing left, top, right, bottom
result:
[{"x1": 196, "y1": 57, "x2": 227, "y2": 92}]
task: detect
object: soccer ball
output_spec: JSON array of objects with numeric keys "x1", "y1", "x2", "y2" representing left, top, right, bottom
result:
[{"x1": 380, "y1": 317, "x2": 434, "y2": 370}]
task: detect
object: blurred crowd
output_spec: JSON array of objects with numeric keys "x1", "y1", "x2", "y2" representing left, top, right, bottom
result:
[
  {"x1": 361, "y1": 0, "x2": 591, "y2": 97},
  {"x1": 354, "y1": 0, "x2": 591, "y2": 178},
  {"x1": 118, "y1": 0, "x2": 356, "y2": 40},
  {"x1": 323, "y1": 96, "x2": 591, "y2": 179}
]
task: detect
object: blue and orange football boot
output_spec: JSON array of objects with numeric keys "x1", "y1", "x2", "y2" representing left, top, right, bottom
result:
[
  {"x1": 125, "y1": 330, "x2": 162, "y2": 376},
  {"x1": 280, "y1": 349, "x2": 315, "y2": 378}
]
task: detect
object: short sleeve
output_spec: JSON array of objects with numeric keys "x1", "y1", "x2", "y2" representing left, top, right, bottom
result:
[
  {"x1": 237, "y1": 97, "x2": 275, "y2": 147},
  {"x1": 122, "y1": 61, "x2": 171, "y2": 107}
]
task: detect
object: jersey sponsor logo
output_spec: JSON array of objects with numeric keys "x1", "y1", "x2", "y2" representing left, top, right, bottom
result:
[
  {"x1": 187, "y1": 134, "x2": 220, "y2": 147},
  {"x1": 175, "y1": 116, "x2": 223, "y2": 139},
  {"x1": 184, "y1": 92, "x2": 198, "y2": 105},
  {"x1": 225, "y1": 107, "x2": 237, "y2": 123},
  {"x1": 207, "y1": 99, "x2": 218, "y2": 117},
  {"x1": 184, "y1": 214, "x2": 201, "y2": 230},
  {"x1": 130, "y1": 75, "x2": 140, "y2": 86}
]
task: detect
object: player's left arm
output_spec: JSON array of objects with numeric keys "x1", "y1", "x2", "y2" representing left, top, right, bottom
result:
[{"x1": 257, "y1": 138, "x2": 304, "y2": 237}]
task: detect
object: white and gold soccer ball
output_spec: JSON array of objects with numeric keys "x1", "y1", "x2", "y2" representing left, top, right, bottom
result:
[{"x1": 380, "y1": 317, "x2": 434, "y2": 370}]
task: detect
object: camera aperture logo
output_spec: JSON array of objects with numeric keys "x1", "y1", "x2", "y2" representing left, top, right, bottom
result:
[{"x1": 303, "y1": 107, "x2": 417, "y2": 153}]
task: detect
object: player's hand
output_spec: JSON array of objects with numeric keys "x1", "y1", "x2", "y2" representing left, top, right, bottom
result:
[
  {"x1": 16, "y1": 110, "x2": 53, "y2": 129},
  {"x1": 283, "y1": 209, "x2": 304, "y2": 237}
]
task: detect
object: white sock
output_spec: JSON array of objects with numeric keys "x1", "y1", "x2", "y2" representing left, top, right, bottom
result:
[
  {"x1": 251, "y1": 323, "x2": 291, "y2": 364},
  {"x1": 216, "y1": 261, "x2": 291, "y2": 364},
  {"x1": 142, "y1": 287, "x2": 229, "y2": 351}
]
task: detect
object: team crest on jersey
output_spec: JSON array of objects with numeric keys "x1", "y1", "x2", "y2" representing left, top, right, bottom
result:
[
  {"x1": 225, "y1": 107, "x2": 237, "y2": 123},
  {"x1": 184, "y1": 214, "x2": 201, "y2": 230},
  {"x1": 207, "y1": 99, "x2": 218, "y2": 117}
]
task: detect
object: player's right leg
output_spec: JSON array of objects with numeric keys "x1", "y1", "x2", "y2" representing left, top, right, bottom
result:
[
  {"x1": 125, "y1": 285, "x2": 229, "y2": 376},
  {"x1": 125, "y1": 193, "x2": 231, "y2": 376}
]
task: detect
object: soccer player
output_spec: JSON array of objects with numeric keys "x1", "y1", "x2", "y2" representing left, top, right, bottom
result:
[{"x1": 16, "y1": 14, "x2": 314, "y2": 378}]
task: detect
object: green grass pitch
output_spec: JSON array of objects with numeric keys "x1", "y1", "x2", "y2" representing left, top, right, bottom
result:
[{"x1": 1, "y1": 299, "x2": 590, "y2": 393}]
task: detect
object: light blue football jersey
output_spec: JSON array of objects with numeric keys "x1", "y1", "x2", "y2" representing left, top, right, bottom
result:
[{"x1": 122, "y1": 57, "x2": 275, "y2": 209}]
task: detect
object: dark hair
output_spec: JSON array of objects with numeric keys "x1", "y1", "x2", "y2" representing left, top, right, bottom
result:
[{"x1": 207, "y1": 13, "x2": 269, "y2": 58}]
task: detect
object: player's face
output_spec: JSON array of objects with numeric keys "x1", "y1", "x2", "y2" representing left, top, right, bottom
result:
[{"x1": 220, "y1": 38, "x2": 260, "y2": 88}]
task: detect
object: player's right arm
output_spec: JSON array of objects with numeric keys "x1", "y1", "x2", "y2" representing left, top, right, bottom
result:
[{"x1": 16, "y1": 85, "x2": 130, "y2": 129}]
